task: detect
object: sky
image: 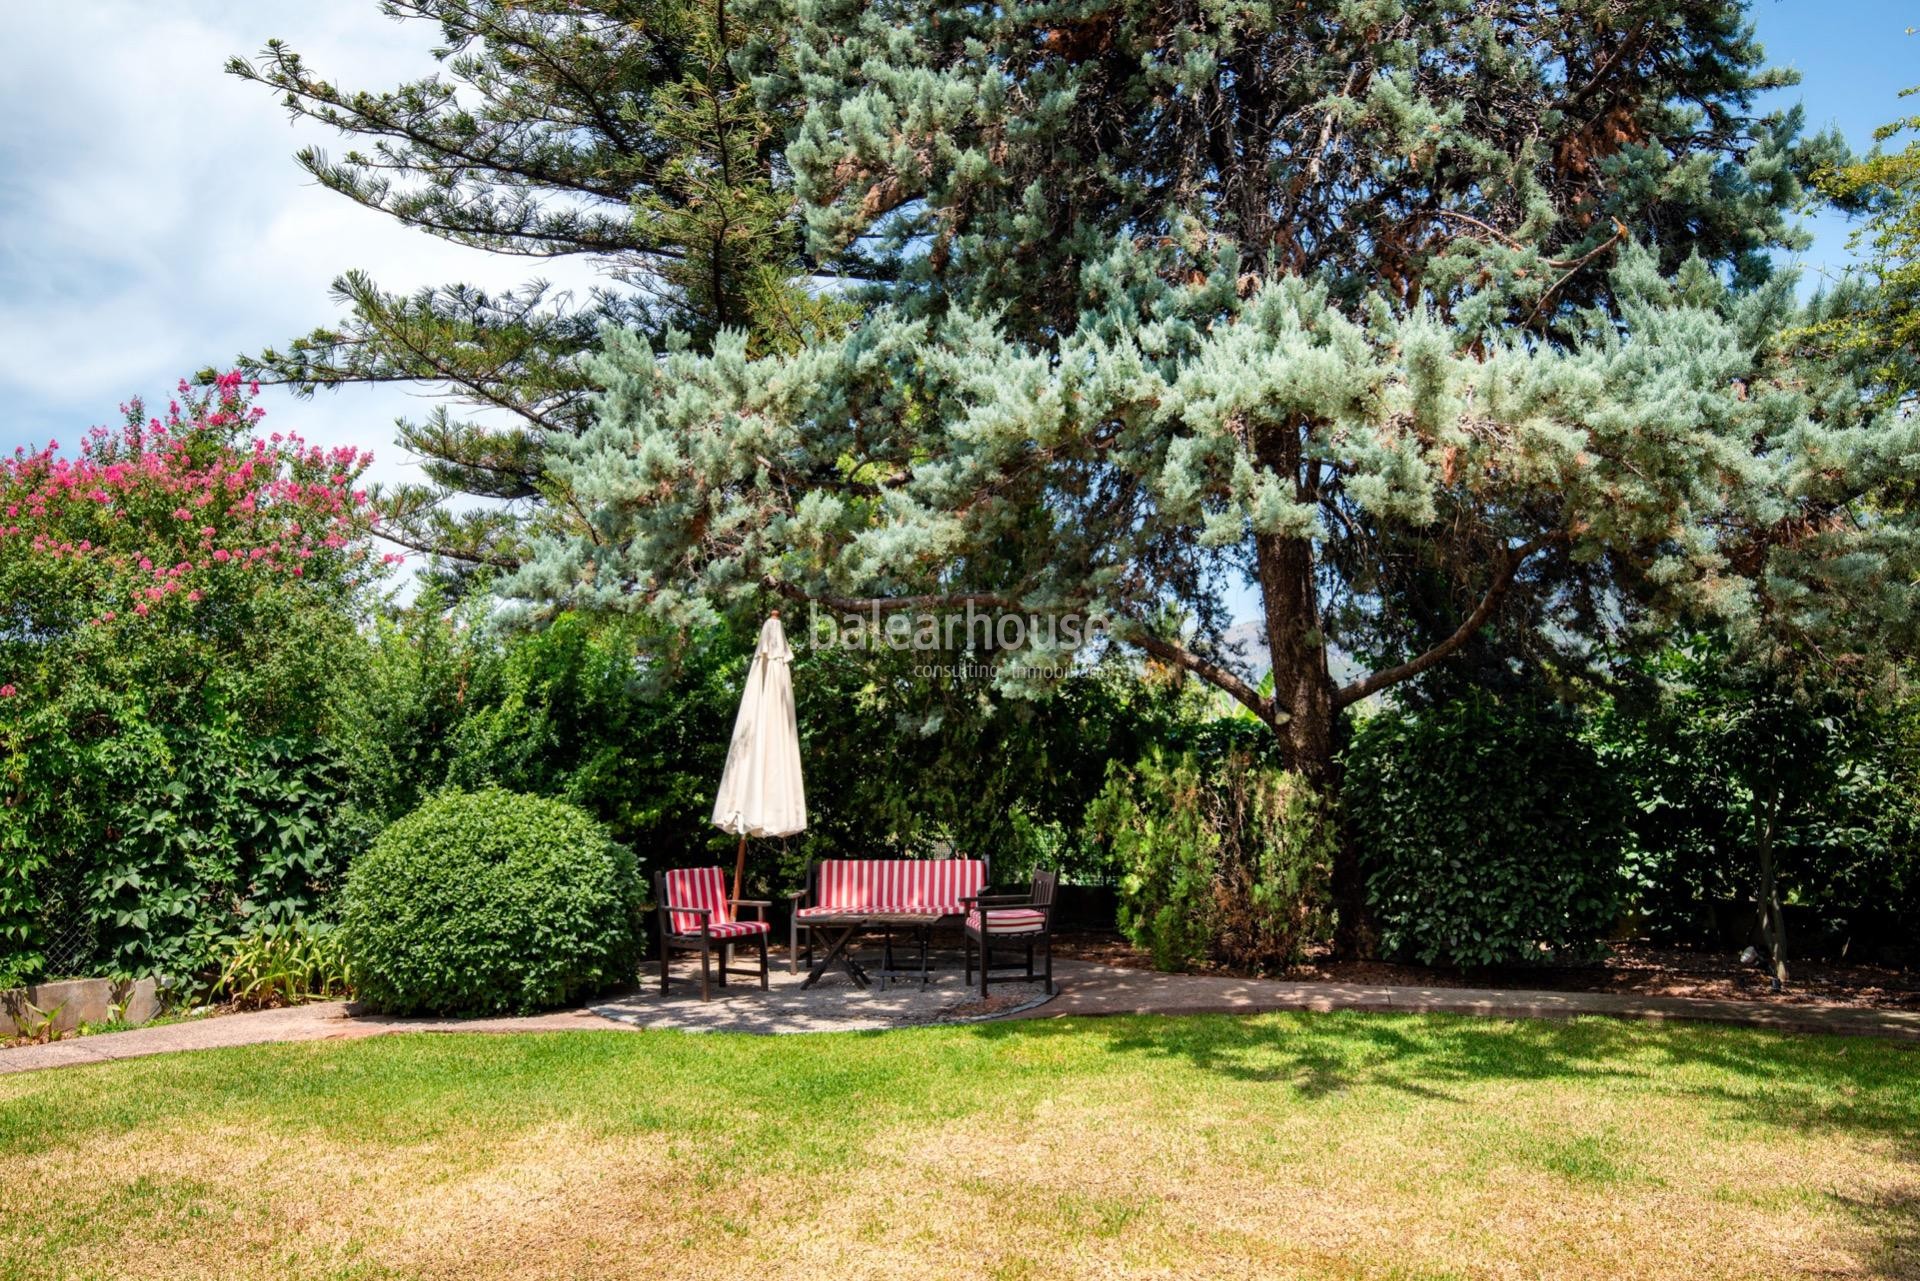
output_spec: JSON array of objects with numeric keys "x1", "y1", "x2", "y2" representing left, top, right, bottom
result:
[
  {"x1": 0, "y1": 1, "x2": 1916, "y2": 589},
  {"x1": 0, "y1": 3, "x2": 600, "y2": 497},
  {"x1": 1757, "y1": 0, "x2": 1920, "y2": 284}
]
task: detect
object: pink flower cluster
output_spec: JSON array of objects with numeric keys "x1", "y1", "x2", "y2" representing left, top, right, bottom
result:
[{"x1": 0, "y1": 372, "x2": 390, "y2": 697}]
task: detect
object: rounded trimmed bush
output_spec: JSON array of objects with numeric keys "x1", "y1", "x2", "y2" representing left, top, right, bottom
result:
[{"x1": 341, "y1": 789, "x2": 644, "y2": 1015}]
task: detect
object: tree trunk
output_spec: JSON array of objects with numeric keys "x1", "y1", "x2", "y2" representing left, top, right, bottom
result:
[
  {"x1": 1250, "y1": 421, "x2": 1359, "y2": 952},
  {"x1": 1256, "y1": 531, "x2": 1335, "y2": 778},
  {"x1": 1755, "y1": 782, "x2": 1789, "y2": 993}
]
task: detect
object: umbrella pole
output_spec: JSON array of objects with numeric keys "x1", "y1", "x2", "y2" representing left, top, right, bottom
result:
[{"x1": 724, "y1": 831, "x2": 749, "y2": 974}]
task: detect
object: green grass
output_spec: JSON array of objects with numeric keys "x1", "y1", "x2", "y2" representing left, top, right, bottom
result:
[{"x1": 0, "y1": 1012, "x2": 1914, "y2": 1279}]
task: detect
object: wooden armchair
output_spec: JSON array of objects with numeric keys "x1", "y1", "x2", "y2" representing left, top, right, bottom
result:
[
  {"x1": 961, "y1": 868, "x2": 1057, "y2": 998},
  {"x1": 655, "y1": 867, "x2": 771, "y2": 1000}
]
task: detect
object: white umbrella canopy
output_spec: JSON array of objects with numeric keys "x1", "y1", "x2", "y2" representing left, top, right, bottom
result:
[{"x1": 713, "y1": 612, "x2": 807, "y2": 900}]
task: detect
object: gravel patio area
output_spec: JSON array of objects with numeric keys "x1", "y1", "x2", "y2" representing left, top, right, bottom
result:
[{"x1": 589, "y1": 948, "x2": 1055, "y2": 1033}]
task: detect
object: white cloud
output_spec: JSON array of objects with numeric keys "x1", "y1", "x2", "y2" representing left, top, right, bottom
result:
[{"x1": 0, "y1": 0, "x2": 602, "y2": 501}]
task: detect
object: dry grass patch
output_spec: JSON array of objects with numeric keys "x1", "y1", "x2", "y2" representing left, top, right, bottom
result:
[{"x1": 0, "y1": 1013, "x2": 1914, "y2": 1280}]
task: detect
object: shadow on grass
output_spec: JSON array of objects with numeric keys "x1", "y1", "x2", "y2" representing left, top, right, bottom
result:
[
  {"x1": 1829, "y1": 1188, "x2": 1920, "y2": 1279},
  {"x1": 969, "y1": 1010, "x2": 1920, "y2": 1275},
  {"x1": 0, "y1": 1007, "x2": 1914, "y2": 1275},
  {"x1": 964, "y1": 1009, "x2": 1920, "y2": 1159}
]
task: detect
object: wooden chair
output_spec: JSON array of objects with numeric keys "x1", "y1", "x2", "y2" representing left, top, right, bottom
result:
[
  {"x1": 962, "y1": 869, "x2": 1057, "y2": 997},
  {"x1": 655, "y1": 867, "x2": 770, "y2": 1000}
]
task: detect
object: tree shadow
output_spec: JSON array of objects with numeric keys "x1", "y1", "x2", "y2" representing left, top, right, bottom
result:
[
  {"x1": 964, "y1": 1010, "x2": 1920, "y2": 1160},
  {"x1": 1827, "y1": 1188, "x2": 1920, "y2": 1280},
  {"x1": 963, "y1": 1010, "x2": 1920, "y2": 1273}
]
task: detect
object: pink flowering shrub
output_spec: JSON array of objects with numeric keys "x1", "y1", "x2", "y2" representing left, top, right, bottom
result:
[
  {"x1": 0, "y1": 372, "x2": 376, "y2": 630},
  {"x1": 0, "y1": 375, "x2": 388, "y2": 983}
]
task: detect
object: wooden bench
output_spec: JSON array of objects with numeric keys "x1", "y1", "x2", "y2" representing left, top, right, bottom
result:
[{"x1": 789, "y1": 858, "x2": 989, "y2": 987}]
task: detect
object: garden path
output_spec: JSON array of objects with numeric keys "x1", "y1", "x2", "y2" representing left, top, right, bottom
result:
[{"x1": 4, "y1": 956, "x2": 1915, "y2": 1077}]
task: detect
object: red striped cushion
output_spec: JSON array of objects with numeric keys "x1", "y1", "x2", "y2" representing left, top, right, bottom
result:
[
  {"x1": 813, "y1": 859, "x2": 987, "y2": 914},
  {"x1": 664, "y1": 866, "x2": 732, "y2": 934},
  {"x1": 965, "y1": 907, "x2": 1048, "y2": 934},
  {"x1": 700, "y1": 921, "x2": 769, "y2": 939}
]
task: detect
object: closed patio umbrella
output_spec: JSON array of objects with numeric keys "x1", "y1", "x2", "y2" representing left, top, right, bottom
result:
[{"x1": 713, "y1": 611, "x2": 807, "y2": 902}]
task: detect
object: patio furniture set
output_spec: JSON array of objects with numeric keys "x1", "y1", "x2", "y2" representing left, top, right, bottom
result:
[{"x1": 655, "y1": 858, "x2": 1057, "y2": 1002}]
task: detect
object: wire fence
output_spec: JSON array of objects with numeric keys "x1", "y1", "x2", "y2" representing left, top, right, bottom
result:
[{"x1": 31, "y1": 860, "x2": 101, "y2": 979}]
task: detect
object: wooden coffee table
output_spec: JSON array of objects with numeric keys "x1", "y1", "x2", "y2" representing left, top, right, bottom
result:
[{"x1": 798, "y1": 911, "x2": 942, "y2": 990}]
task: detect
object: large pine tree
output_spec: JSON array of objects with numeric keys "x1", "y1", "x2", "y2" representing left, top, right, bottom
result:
[
  {"x1": 520, "y1": 1, "x2": 1920, "y2": 940},
  {"x1": 228, "y1": 0, "x2": 832, "y2": 573}
]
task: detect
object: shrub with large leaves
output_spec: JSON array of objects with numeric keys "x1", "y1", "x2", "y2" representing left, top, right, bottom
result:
[
  {"x1": 1591, "y1": 638, "x2": 1920, "y2": 965},
  {"x1": 341, "y1": 789, "x2": 643, "y2": 1016},
  {"x1": 1344, "y1": 695, "x2": 1630, "y2": 967}
]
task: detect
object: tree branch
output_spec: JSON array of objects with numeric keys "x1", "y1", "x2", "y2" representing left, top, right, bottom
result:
[
  {"x1": 1522, "y1": 220, "x2": 1630, "y2": 328},
  {"x1": 1125, "y1": 627, "x2": 1278, "y2": 725},
  {"x1": 1334, "y1": 533, "x2": 1555, "y2": 708},
  {"x1": 374, "y1": 522, "x2": 523, "y2": 572},
  {"x1": 761, "y1": 580, "x2": 1276, "y2": 724},
  {"x1": 762, "y1": 580, "x2": 1025, "y2": 615}
]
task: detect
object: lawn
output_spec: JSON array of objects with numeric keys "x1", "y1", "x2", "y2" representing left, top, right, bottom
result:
[{"x1": 0, "y1": 1013, "x2": 1914, "y2": 1280}]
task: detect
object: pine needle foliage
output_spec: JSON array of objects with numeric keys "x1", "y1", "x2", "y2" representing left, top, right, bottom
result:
[
  {"x1": 225, "y1": 1, "x2": 828, "y2": 575},
  {"x1": 519, "y1": 4, "x2": 1920, "y2": 937}
]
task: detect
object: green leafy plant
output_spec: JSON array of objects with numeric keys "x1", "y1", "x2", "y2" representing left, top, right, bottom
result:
[
  {"x1": 12, "y1": 998, "x2": 68, "y2": 1046},
  {"x1": 1800, "y1": 84, "x2": 1920, "y2": 401},
  {"x1": 1344, "y1": 694, "x2": 1630, "y2": 968},
  {"x1": 1088, "y1": 749, "x2": 1333, "y2": 973},
  {"x1": 213, "y1": 924, "x2": 351, "y2": 1010},
  {"x1": 1590, "y1": 637, "x2": 1920, "y2": 976},
  {"x1": 340, "y1": 789, "x2": 644, "y2": 1016},
  {"x1": 0, "y1": 375, "x2": 385, "y2": 983},
  {"x1": 336, "y1": 605, "x2": 1202, "y2": 903}
]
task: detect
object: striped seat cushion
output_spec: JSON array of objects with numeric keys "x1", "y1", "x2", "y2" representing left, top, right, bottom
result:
[
  {"x1": 965, "y1": 906, "x2": 1048, "y2": 935},
  {"x1": 698, "y1": 920, "x2": 769, "y2": 940},
  {"x1": 809, "y1": 859, "x2": 987, "y2": 917},
  {"x1": 663, "y1": 866, "x2": 746, "y2": 935}
]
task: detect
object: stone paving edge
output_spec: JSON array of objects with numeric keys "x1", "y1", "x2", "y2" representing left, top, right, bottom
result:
[{"x1": 3, "y1": 962, "x2": 1915, "y2": 1077}]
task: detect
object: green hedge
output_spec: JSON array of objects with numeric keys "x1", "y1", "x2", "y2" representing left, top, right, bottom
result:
[
  {"x1": 1344, "y1": 695, "x2": 1629, "y2": 967},
  {"x1": 341, "y1": 789, "x2": 644, "y2": 1015}
]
